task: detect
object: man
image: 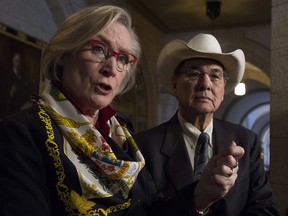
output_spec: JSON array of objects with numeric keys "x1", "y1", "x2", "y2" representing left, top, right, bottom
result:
[{"x1": 134, "y1": 33, "x2": 279, "y2": 215}]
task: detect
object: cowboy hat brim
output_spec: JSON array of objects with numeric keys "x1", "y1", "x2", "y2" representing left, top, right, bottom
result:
[{"x1": 157, "y1": 39, "x2": 245, "y2": 95}]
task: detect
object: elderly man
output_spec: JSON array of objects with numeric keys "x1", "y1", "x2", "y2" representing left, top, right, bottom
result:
[{"x1": 134, "y1": 33, "x2": 279, "y2": 215}]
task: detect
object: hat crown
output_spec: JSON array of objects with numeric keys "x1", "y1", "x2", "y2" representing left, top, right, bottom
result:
[{"x1": 187, "y1": 33, "x2": 222, "y2": 54}]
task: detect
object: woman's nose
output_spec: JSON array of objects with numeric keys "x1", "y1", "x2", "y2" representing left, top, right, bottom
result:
[{"x1": 101, "y1": 58, "x2": 117, "y2": 77}]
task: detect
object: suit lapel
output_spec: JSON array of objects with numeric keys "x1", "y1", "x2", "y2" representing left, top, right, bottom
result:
[
  {"x1": 160, "y1": 114, "x2": 196, "y2": 191},
  {"x1": 212, "y1": 119, "x2": 233, "y2": 154}
]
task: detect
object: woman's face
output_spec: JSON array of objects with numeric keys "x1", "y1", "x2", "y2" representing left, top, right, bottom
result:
[{"x1": 61, "y1": 22, "x2": 134, "y2": 116}]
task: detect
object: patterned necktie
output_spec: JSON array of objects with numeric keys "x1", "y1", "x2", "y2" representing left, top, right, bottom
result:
[{"x1": 194, "y1": 132, "x2": 210, "y2": 181}]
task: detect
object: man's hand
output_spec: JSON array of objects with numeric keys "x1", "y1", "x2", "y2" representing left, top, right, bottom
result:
[{"x1": 193, "y1": 141, "x2": 245, "y2": 211}]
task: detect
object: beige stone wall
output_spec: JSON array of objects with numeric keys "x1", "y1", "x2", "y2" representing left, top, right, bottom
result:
[{"x1": 271, "y1": 1, "x2": 288, "y2": 215}]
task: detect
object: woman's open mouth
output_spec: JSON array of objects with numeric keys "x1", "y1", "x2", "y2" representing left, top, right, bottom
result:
[{"x1": 95, "y1": 83, "x2": 112, "y2": 95}]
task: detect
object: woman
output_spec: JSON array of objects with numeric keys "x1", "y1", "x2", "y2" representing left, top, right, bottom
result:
[{"x1": 0, "y1": 5, "x2": 179, "y2": 216}]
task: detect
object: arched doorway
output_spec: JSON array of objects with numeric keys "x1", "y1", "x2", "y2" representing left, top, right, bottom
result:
[{"x1": 218, "y1": 62, "x2": 271, "y2": 171}]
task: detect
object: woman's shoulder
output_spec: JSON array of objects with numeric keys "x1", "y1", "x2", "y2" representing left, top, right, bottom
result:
[
  {"x1": 1, "y1": 99, "x2": 40, "y2": 126},
  {"x1": 0, "y1": 97, "x2": 61, "y2": 143}
]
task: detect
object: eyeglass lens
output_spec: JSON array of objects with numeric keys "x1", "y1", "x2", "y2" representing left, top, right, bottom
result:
[
  {"x1": 89, "y1": 40, "x2": 137, "y2": 71},
  {"x1": 184, "y1": 68, "x2": 224, "y2": 81}
]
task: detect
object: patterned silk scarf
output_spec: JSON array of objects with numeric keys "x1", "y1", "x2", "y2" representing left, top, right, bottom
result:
[{"x1": 40, "y1": 84, "x2": 145, "y2": 199}]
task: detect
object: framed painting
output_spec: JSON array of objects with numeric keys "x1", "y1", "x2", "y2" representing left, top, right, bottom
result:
[{"x1": 0, "y1": 23, "x2": 46, "y2": 119}]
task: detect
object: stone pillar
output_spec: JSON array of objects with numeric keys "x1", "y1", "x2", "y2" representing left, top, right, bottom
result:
[{"x1": 271, "y1": 1, "x2": 288, "y2": 215}]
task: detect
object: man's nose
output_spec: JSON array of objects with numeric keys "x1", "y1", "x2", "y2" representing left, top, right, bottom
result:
[{"x1": 198, "y1": 73, "x2": 212, "y2": 90}]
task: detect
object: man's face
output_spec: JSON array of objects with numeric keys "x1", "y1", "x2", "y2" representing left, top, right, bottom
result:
[{"x1": 172, "y1": 58, "x2": 226, "y2": 118}]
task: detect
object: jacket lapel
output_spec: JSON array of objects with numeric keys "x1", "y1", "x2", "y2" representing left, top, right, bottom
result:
[
  {"x1": 212, "y1": 119, "x2": 232, "y2": 154},
  {"x1": 160, "y1": 114, "x2": 196, "y2": 191}
]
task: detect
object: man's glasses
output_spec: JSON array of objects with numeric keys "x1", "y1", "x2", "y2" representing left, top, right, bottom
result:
[
  {"x1": 182, "y1": 68, "x2": 227, "y2": 82},
  {"x1": 89, "y1": 39, "x2": 138, "y2": 72}
]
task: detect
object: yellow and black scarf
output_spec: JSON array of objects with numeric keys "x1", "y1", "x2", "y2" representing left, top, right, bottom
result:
[{"x1": 39, "y1": 84, "x2": 145, "y2": 200}]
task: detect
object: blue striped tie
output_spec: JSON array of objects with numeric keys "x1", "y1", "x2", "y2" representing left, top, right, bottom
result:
[{"x1": 194, "y1": 132, "x2": 210, "y2": 181}]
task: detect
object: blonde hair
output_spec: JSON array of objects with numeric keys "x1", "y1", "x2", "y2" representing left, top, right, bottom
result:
[{"x1": 41, "y1": 5, "x2": 140, "y2": 94}]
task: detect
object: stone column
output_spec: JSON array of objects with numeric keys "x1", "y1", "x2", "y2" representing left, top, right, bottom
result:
[{"x1": 271, "y1": 1, "x2": 288, "y2": 215}]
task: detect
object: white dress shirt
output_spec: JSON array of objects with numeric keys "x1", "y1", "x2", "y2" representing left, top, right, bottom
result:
[{"x1": 177, "y1": 112, "x2": 213, "y2": 170}]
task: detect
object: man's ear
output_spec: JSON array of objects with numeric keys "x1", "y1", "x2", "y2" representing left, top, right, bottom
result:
[
  {"x1": 57, "y1": 56, "x2": 64, "y2": 67},
  {"x1": 222, "y1": 81, "x2": 226, "y2": 101},
  {"x1": 172, "y1": 76, "x2": 177, "y2": 91}
]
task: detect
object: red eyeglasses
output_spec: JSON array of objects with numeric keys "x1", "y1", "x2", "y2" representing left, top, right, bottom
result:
[{"x1": 89, "y1": 39, "x2": 138, "y2": 72}]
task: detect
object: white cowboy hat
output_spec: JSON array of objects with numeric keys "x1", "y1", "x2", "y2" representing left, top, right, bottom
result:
[{"x1": 157, "y1": 33, "x2": 245, "y2": 94}]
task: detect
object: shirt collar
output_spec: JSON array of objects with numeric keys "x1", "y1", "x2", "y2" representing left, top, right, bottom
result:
[{"x1": 178, "y1": 111, "x2": 213, "y2": 147}]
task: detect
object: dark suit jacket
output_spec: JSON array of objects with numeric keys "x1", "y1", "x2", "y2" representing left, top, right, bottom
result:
[
  {"x1": 0, "y1": 102, "x2": 196, "y2": 216},
  {"x1": 134, "y1": 114, "x2": 279, "y2": 216}
]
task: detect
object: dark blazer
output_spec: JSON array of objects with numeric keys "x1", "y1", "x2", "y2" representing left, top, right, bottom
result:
[
  {"x1": 134, "y1": 113, "x2": 280, "y2": 216},
  {"x1": 0, "y1": 102, "x2": 196, "y2": 216}
]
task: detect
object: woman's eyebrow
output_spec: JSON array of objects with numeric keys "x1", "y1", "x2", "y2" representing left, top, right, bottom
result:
[{"x1": 96, "y1": 35, "x2": 132, "y2": 53}]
